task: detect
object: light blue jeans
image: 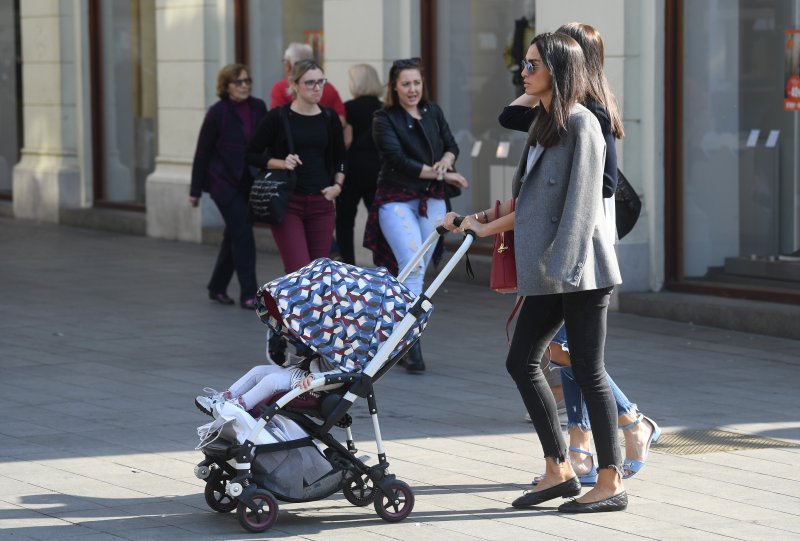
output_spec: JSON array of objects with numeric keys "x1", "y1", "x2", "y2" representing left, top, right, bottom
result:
[
  {"x1": 378, "y1": 198, "x2": 446, "y2": 296},
  {"x1": 551, "y1": 325, "x2": 637, "y2": 431}
]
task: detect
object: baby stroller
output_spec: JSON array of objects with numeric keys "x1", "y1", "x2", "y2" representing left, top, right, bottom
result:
[{"x1": 193, "y1": 223, "x2": 475, "y2": 533}]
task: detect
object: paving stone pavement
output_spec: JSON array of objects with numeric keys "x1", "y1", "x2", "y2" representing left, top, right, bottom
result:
[{"x1": 1, "y1": 216, "x2": 799, "y2": 540}]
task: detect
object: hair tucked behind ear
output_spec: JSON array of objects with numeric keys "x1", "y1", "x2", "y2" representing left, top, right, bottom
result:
[{"x1": 528, "y1": 33, "x2": 588, "y2": 148}]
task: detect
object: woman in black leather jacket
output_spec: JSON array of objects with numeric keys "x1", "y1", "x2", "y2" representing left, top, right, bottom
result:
[{"x1": 364, "y1": 57, "x2": 468, "y2": 372}]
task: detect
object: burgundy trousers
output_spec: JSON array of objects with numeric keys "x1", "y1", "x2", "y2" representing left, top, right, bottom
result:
[{"x1": 270, "y1": 193, "x2": 335, "y2": 274}]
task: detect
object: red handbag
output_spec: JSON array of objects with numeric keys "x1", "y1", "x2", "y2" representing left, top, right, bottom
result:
[{"x1": 489, "y1": 199, "x2": 517, "y2": 294}]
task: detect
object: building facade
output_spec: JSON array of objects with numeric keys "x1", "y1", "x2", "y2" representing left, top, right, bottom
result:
[{"x1": 3, "y1": 0, "x2": 799, "y2": 306}]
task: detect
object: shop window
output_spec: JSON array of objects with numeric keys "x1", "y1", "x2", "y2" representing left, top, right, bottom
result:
[
  {"x1": 681, "y1": 1, "x2": 800, "y2": 293},
  {"x1": 90, "y1": 0, "x2": 157, "y2": 207},
  {"x1": 0, "y1": 0, "x2": 22, "y2": 198},
  {"x1": 247, "y1": 0, "x2": 323, "y2": 102},
  {"x1": 435, "y1": 0, "x2": 536, "y2": 219}
]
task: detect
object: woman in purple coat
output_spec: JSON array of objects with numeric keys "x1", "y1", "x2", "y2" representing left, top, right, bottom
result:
[{"x1": 190, "y1": 64, "x2": 267, "y2": 309}]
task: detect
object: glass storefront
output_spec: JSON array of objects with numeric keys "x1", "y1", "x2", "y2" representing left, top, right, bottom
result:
[
  {"x1": 681, "y1": 0, "x2": 800, "y2": 293},
  {"x1": 0, "y1": 0, "x2": 21, "y2": 198},
  {"x1": 436, "y1": 0, "x2": 536, "y2": 222},
  {"x1": 93, "y1": 0, "x2": 157, "y2": 206},
  {"x1": 247, "y1": 0, "x2": 324, "y2": 104}
]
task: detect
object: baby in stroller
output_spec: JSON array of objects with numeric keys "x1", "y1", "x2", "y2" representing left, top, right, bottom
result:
[
  {"x1": 194, "y1": 335, "x2": 335, "y2": 417},
  {"x1": 192, "y1": 257, "x2": 440, "y2": 533}
]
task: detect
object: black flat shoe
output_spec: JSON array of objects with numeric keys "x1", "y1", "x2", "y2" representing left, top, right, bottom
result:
[
  {"x1": 558, "y1": 491, "x2": 628, "y2": 513},
  {"x1": 511, "y1": 477, "x2": 581, "y2": 508},
  {"x1": 208, "y1": 291, "x2": 235, "y2": 305}
]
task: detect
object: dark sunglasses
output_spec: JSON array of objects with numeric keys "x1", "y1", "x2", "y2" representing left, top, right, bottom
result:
[
  {"x1": 231, "y1": 77, "x2": 252, "y2": 87},
  {"x1": 520, "y1": 60, "x2": 542, "y2": 74},
  {"x1": 393, "y1": 57, "x2": 422, "y2": 69}
]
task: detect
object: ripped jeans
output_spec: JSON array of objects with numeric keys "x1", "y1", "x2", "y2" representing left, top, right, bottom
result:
[
  {"x1": 551, "y1": 325, "x2": 637, "y2": 431},
  {"x1": 378, "y1": 198, "x2": 446, "y2": 296}
]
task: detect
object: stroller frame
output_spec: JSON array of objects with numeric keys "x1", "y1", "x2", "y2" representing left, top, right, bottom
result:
[{"x1": 194, "y1": 225, "x2": 475, "y2": 533}]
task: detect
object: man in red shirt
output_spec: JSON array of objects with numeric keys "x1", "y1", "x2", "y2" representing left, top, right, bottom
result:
[{"x1": 270, "y1": 42, "x2": 346, "y2": 125}]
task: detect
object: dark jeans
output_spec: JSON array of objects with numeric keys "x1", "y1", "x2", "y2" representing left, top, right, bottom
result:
[
  {"x1": 506, "y1": 287, "x2": 620, "y2": 470},
  {"x1": 271, "y1": 193, "x2": 335, "y2": 273},
  {"x1": 335, "y1": 174, "x2": 376, "y2": 265},
  {"x1": 207, "y1": 190, "x2": 257, "y2": 301}
]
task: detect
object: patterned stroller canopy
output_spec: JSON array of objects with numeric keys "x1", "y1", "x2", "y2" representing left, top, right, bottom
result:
[{"x1": 255, "y1": 258, "x2": 432, "y2": 373}]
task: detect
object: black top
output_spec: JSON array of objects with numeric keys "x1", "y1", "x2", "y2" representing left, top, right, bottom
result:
[
  {"x1": 345, "y1": 96, "x2": 382, "y2": 180},
  {"x1": 346, "y1": 96, "x2": 382, "y2": 152},
  {"x1": 288, "y1": 111, "x2": 330, "y2": 194},
  {"x1": 498, "y1": 98, "x2": 618, "y2": 197},
  {"x1": 245, "y1": 105, "x2": 346, "y2": 190}
]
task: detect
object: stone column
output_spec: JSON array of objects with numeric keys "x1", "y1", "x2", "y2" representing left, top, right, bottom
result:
[
  {"x1": 145, "y1": 0, "x2": 233, "y2": 242},
  {"x1": 13, "y1": 0, "x2": 85, "y2": 221}
]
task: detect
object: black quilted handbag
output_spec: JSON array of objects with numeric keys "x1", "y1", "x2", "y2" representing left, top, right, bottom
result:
[
  {"x1": 615, "y1": 169, "x2": 641, "y2": 240},
  {"x1": 249, "y1": 107, "x2": 296, "y2": 224}
]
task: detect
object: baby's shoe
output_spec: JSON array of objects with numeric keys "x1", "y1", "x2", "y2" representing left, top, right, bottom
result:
[{"x1": 195, "y1": 387, "x2": 231, "y2": 417}]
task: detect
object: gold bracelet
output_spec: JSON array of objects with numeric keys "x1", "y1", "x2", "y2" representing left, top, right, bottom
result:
[
  {"x1": 482, "y1": 210, "x2": 488, "y2": 223},
  {"x1": 473, "y1": 213, "x2": 481, "y2": 223}
]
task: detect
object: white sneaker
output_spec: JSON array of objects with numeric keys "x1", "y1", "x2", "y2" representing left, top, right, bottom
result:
[{"x1": 195, "y1": 387, "x2": 228, "y2": 417}]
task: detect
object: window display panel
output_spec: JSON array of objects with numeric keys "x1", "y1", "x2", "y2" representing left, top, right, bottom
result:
[
  {"x1": 247, "y1": 0, "x2": 323, "y2": 110},
  {"x1": 436, "y1": 0, "x2": 536, "y2": 218},
  {"x1": 97, "y1": 0, "x2": 157, "y2": 205},
  {"x1": 682, "y1": 0, "x2": 800, "y2": 290}
]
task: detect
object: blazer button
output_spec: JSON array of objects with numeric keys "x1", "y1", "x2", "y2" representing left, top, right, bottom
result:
[
  {"x1": 551, "y1": 216, "x2": 558, "y2": 223},
  {"x1": 577, "y1": 262, "x2": 584, "y2": 268},
  {"x1": 549, "y1": 178, "x2": 556, "y2": 185}
]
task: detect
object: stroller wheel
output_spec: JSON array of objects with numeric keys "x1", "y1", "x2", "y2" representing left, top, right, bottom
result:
[
  {"x1": 373, "y1": 480, "x2": 414, "y2": 522},
  {"x1": 342, "y1": 473, "x2": 376, "y2": 506},
  {"x1": 204, "y1": 469, "x2": 237, "y2": 513},
  {"x1": 236, "y1": 489, "x2": 278, "y2": 533}
]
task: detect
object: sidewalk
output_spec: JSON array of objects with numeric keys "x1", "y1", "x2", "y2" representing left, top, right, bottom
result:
[{"x1": 1, "y1": 216, "x2": 799, "y2": 541}]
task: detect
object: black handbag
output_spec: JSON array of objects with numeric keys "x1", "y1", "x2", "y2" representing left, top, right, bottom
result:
[
  {"x1": 615, "y1": 169, "x2": 641, "y2": 240},
  {"x1": 249, "y1": 107, "x2": 296, "y2": 224}
]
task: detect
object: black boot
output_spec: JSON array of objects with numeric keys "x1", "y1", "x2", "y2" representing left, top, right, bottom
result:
[{"x1": 403, "y1": 341, "x2": 425, "y2": 373}]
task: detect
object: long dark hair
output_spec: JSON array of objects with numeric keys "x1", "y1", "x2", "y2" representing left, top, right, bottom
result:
[
  {"x1": 384, "y1": 57, "x2": 429, "y2": 108},
  {"x1": 528, "y1": 33, "x2": 588, "y2": 148},
  {"x1": 556, "y1": 22, "x2": 624, "y2": 138}
]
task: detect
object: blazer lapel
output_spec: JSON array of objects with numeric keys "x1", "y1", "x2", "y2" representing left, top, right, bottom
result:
[{"x1": 512, "y1": 142, "x2": 545, "y2": 198}]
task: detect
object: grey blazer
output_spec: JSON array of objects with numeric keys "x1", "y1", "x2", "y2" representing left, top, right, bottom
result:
[{"x1": 512, "y1": 103, "x2": 621, "y2": 296}]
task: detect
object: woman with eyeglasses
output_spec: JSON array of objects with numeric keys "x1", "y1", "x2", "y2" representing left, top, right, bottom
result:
[
  {"x1": 190, "y1": 63, "x2": 266, "y2": 309},
  {"x1": 500, "y1": 23, "x2": 660, "y2": 487},
  {"x1": 445, "y1": 33, "x2": 627, "y2": 513},
  {"x1": 246, "y1": 59, "x2": 346, "y2": 274},
  {"x1": 365, "y1": 57, "x2": 469, "y2": 373}
]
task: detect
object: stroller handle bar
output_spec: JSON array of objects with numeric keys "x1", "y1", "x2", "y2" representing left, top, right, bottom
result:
[{"x1": 398, "y1": 216, "x2": 474, "y2": 283}]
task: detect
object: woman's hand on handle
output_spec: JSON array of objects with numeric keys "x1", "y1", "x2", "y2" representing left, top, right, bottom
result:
[
  {"x1": 442, "y1": 211, "x2": 462, "y2": 232},
  {"x1": 457, "y1": 214, "x2": 490, "y2": 237}
]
